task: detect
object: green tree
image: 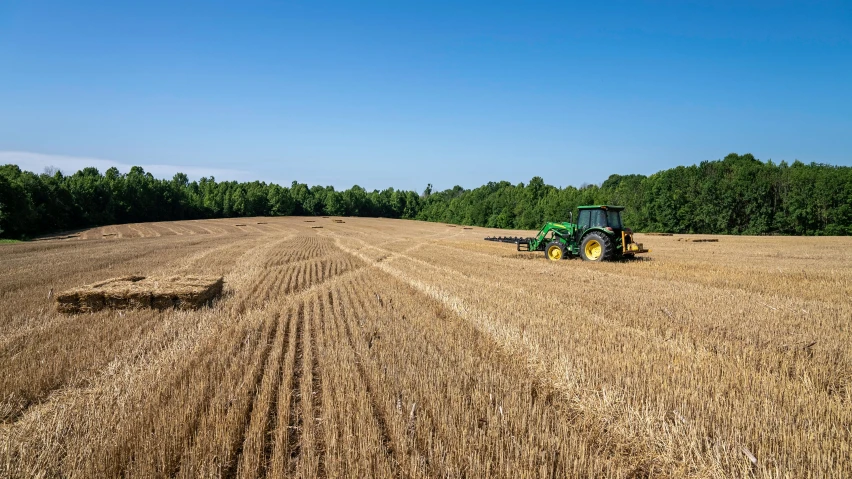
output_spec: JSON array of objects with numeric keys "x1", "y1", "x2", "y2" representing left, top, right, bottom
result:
[
  {"x1": 267, "y1": 184, "x2": 295, "y2": 216},
  {"x1": 2, "y1": 153, "x2": 851, "y2": 239},
  {"x1": 324, "y1": 189, "x2": 345, "y2": 216}
]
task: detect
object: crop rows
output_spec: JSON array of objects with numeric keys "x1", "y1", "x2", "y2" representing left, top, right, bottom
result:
[{"x1": 1, "y1": 216, "x2": 849, "y2": 477}]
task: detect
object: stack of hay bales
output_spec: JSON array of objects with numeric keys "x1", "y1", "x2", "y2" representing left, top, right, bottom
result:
[{"x1": 56, "y1": 275, "x2": 224, "y2": 314}]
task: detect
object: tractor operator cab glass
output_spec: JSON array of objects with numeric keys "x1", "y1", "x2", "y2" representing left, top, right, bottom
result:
[
  {"x1": 591, "y1": 210, "x2": 606, "y2": 227},
  {"x1": 577, "y1": 208, "x2": 623, "y2": 230},
  {"x1": 577, "y1": 210, "x2": 591, "y2": 230},
  {"x1": 606, "y1": 211, "x2": 623, "y2": 229},
  {"x1": 577, "y1": 209, "x2": 606, "y2": 230}
]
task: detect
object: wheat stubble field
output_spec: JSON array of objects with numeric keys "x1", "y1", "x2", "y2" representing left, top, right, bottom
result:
[{"x1": 0, "y1": 217, "x2": 849, "y2": 478}]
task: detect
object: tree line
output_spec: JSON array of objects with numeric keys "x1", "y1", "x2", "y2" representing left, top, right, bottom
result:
[{"x1": 1, "y1": 153, "x2": 850, "y2": 239}]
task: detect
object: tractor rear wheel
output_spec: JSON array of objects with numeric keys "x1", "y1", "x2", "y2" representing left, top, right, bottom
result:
[
  {"x1": 545, "y1": 241, "x2": 565, "y2": 262},
  {"x1": 580, "y1": 232, "x2": 613, "y2": 261}
]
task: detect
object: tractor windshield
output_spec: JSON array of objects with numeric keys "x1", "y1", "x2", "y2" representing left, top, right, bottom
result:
[
  {"x1": 578, "y1": 208, "x2": 624, "y2": 230},
  {"x1": 606, "y1": 211, "x2": 623, "y2": 229}
]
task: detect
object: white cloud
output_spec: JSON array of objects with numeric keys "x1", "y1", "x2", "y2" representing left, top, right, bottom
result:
[{"x1": 0, "y1": 151, "x2": 254, "y2": 181}]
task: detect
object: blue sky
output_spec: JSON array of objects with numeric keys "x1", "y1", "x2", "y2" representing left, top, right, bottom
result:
[{"x1": 1, "y1": 1, "x2": 850, "y2": 191}]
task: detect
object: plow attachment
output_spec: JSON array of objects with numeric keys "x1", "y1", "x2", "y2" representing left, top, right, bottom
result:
[{"x1": 484, "y1": 236, "x2": 533, "y2": 251}]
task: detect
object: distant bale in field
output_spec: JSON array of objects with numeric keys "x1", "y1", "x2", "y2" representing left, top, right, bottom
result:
[
  {"x1": 35, "y1": 233, "x2": 81, "y2": 241},
  {"x1": 678, "y1": 238, "x2": 719, "y2": 243},
  {"x1": 645, "y1": 233, "x2": 673, "y2": 236},
  {"x1": 56, "y1": 275, "x2": 224, "y2": 314}
]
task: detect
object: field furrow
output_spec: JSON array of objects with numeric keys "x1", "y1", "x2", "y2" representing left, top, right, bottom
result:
[
  {"x1": 283, "y1": 302, "x2": 305, "y2": 476},
  {"x1": 331, "y1": 286, "x2": 403, "y2": 477},
  {"x1": 266, "y1": 302, "x2": 303, "y2": 478}
]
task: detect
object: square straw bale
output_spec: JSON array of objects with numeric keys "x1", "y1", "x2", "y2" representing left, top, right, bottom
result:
[{"x1": 56, "y1": 275, "x2": 224, "y2": 314}]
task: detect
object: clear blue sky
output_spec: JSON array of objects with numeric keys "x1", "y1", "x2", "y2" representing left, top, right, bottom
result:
[{"x1": 1, "y1": 1, "x2": 850, "y2": 191}]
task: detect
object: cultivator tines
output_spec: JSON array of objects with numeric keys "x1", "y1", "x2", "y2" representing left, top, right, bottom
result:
[
  {"x1": 484, "y1": 236, "x2": 532, "y2": 251},
  {"x1": 483, "y1": 236, "x2": 530, "y2": 243}
]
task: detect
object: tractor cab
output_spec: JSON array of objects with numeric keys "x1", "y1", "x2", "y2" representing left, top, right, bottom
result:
[
  {"x1": 573, "y1": 205, "x2": 648, "y2": 261},
  {"x1": 576, "y1": 205, "x2": 623, "y2": 235}
]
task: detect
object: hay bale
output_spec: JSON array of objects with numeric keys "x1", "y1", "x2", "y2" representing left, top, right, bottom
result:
[
  {"x1": 311, "y1": 226, "x2": 323, "y2": 228},
  {"x1": 56, "y1": 275, "x2": 224, "y2": 314},
  {"x1": 234, "y1": 224, "x2": 247, "y2": 227},
  {"x1": 645, "y1": 233, "x2": 673, "y2": 236}
]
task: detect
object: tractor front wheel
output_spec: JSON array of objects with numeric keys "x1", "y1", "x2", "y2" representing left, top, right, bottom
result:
[
  {"x1": 545, "y1": 241, "x2": 565, "y2": 262},
  {"x1": 580, "y1": 232, "x2": 613, "y2": 262}
]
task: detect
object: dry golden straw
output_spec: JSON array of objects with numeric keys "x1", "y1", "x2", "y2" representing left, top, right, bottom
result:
[
  {"x1": 0, "y1": 217, "x2": 849, "y2": 479},
  {"x1": 55, "y1": 275, "x2": 224, "y2": 313}
]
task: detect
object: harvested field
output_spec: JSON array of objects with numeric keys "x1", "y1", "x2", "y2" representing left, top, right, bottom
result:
[{"x1": 1, "y1": 217, "x2": 850, "y2": 478}]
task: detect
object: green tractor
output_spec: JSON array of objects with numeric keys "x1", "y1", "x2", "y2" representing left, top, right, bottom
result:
[{"x1": 484, "y1": 205, "x2": 650, "y2": 262}]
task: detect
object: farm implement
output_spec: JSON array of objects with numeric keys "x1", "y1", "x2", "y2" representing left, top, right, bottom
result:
[{"x1": 484, "y1": 205, "x2": 650, "y2": 262}]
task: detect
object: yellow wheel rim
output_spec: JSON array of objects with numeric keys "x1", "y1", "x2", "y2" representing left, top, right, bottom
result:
[
  {"x1": 584, "y1": 240, "x2": 602, "y2": 260},
  {"x1": 547, "y1": 245, "x2": 562, "y2": 261}
]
